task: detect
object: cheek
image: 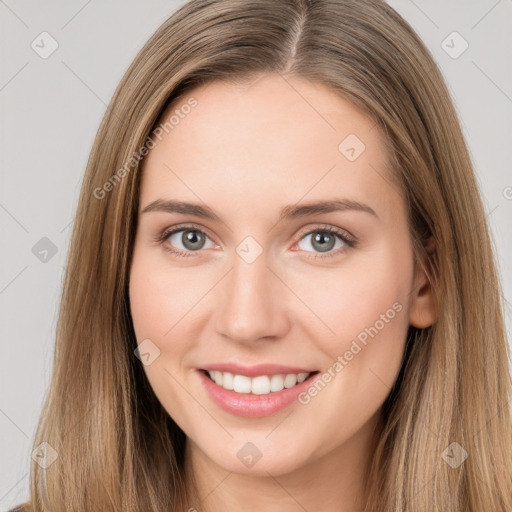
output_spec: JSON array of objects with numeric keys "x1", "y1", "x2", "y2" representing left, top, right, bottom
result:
[
  {"x1": 129, "y1": 252, "x2": 200, "y2": 427},
  {"x1": 288, "y1": 243, "x2": 414, "y2": 374},
  {"x1": 129, "y1": 251, "x2": 187, "y2": 384},
  {"x1": 129, "y1": 247, "x2": 204, "y2": 345},
  {"x1": 287, "y1": 249, "x2": 413, "y2": 456}
]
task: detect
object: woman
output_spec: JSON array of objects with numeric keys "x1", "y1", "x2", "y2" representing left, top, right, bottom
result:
[{"x1": 11, "y1": 0, "x2": 512, "y2": 510}]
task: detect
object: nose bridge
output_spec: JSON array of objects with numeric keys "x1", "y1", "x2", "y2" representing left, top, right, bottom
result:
[{"x1": 214, "y1": 242, "x2": 289, "y2": 343}]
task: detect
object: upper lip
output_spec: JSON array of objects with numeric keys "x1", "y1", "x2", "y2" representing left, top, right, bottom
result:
[{"x1": 199, "y1": 363, "x2": 317, "y2": 377}]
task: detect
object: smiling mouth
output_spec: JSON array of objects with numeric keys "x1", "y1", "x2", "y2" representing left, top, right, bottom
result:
[{"x1": 201, "y1": 369, "x2": 320, "y2": 395}]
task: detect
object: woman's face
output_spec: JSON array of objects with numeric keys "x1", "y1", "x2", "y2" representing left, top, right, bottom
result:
[{"x1": 129, "y1": 73, "x2": 434, "y2": 477}]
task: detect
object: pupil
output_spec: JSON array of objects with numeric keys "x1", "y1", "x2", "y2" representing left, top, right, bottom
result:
[
  {"x1": 183, "y1": 230, "x2": 204, "y2": 250},
  {"x1": 313, "y1": 232, "x2": 335, "y2": 253}
]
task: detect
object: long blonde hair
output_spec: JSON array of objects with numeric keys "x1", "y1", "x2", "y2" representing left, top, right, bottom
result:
[{"x1": 18, "y1": 0, "x2": 512, "y2": 510}]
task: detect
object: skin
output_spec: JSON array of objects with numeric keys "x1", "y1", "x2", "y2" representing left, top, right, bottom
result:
[{"x1": 129, "y1": 73, "x2": 436, "y2": 512}]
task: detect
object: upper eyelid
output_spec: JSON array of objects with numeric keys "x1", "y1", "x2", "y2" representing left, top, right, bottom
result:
[
  {"x1": 295, "y1": 223, "x2": 353, "y2": 239},
  {"x1": 162, "y1": 222, "x2": 219, "y2": 244}
]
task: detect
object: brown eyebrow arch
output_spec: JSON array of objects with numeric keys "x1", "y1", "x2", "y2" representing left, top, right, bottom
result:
[
  {"x1": 278, "y1": 199, "x2": 378, "y2": 220},
  {"x1": 141, "y1": 198, "x2": 378, "y2": 221}
]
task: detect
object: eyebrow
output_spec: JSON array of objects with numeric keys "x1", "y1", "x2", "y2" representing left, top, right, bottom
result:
[{"x1": 141, "y1": 198, "x2": 378, "y2": 221}]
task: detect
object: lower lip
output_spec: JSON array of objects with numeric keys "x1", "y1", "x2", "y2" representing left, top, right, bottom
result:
[{"x1": 197, "y1": 370, "x2": 319, "y2": 418}]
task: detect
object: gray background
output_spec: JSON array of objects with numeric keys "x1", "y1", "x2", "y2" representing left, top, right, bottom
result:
[{"x1": 1, "y1": 1, "x2": 511, "y2": 509}]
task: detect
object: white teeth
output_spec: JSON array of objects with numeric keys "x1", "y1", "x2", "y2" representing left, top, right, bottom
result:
[
  {"x1": 206, "y1": 370, "x2": 312, "y2": 395},
  {"x1": 297, "y1": 372, "x2": 309, "y2": 383},
  {"x1": 222, "y1": 371, "x2": 234, "y2": 390},
  {"x1": 284, "y1": 374, "x2": 297, "y2": 388},
  {"x1": 251, "y1": 376, "x2": 271, "y2": 395},
  {"x1": 270, "y1": 374, "x2": 284, "y2": 392},
  {"x1": 233, "y1": 374, "x2": 251, "y2": 393}
]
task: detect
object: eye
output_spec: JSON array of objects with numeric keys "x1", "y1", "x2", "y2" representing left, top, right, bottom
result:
[
  {"x1": 156, "y1": 225, "x2": 217, "y2": 257},
  {"x1": 294, "y1": 226, "x2": 356, "y2": 259},
  {"x1": 155, "y1": 223, "x2": 356, "y2": 260}
]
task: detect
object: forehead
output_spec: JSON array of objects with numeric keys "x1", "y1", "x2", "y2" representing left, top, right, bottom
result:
[{"x1": 139, "y1": 74, "x2": 402, "y2": 223}]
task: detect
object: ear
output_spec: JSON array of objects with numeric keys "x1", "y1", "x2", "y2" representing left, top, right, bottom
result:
[{"x1": 409, "y1": 236, "x2": 437, "y2": 328}]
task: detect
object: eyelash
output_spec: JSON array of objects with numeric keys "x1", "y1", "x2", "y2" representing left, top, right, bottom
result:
[{"x1": 154, "y1": 223, "x2": 357, "y2": 260}]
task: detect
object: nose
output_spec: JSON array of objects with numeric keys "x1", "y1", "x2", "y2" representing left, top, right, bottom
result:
[{"x1": 213, "y1": 248, "x2": 291, "y2": 345}]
